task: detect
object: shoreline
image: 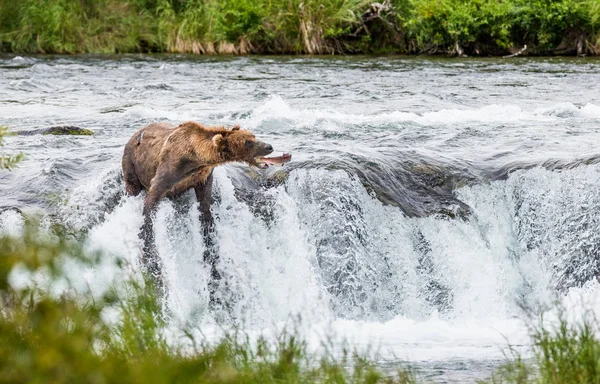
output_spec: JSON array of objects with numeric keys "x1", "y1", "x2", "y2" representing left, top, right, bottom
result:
[
  {"x1": 3, "y1": 52, "x2": 600, "y2": 59},
  {"x1": 1, "y1": 0, "x2": 598, "y2": 57}
]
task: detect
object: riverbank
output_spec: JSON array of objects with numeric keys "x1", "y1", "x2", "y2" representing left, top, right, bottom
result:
[{"x1": 0, "y1": 0, "x2": 599, "y2": 56}]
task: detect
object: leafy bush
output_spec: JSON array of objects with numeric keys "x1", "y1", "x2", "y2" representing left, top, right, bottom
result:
[
  {"x1": 0, "y1": 0, "x2": 599, "y2": 54},
  {"x1": 214, "y1": 0, "x2": 265, "y2": 42},
  {"x1": 508, "y1": 0, "x2": 589, "y2": 49},
  {"x1": 0, "y1": 0, "x2": 21, "y2": 38}
]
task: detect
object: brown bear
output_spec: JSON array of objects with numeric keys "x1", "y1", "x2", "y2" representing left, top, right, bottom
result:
[{"x1": 122, "y1": 121, "x2": 273, "y2": 283}]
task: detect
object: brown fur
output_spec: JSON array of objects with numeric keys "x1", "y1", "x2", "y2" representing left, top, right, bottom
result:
[
  {"x1": 122, "y1": 121, "x2": 273, "y2": 280},
  {"x1": 122, "y1": 121, "x2": 272, "y2": 209}
]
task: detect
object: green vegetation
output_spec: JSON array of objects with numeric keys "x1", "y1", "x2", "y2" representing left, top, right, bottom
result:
[
  {"x1": 0, "y1": 126, "x2": 23, "y2": 170},
  {"x1": 408, "y1": 0, "x2": 600, "y2": 55},
  {"x1": 0, "y1": 0, "x2": 599, "y2": 55},
  {"x1": 484, "y1": 312, "x2": 600, "y2": 384}
]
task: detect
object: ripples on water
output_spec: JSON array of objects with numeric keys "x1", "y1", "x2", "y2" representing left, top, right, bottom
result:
[{"x1": 1, "y1": 55, "x2": 600, "y2": 382}]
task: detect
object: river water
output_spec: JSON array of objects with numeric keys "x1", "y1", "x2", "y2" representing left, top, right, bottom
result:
[{"x1": 1, "y1": 55, "x2": 600, "y2": 382}]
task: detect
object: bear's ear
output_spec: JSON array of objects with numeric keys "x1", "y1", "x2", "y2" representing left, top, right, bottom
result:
[
  {"x1": 212, "y1": 134, "x2": 225, "y2": 148},
  {"x1": 231, "y1": 125, "x2": 240, "y2": 131}
]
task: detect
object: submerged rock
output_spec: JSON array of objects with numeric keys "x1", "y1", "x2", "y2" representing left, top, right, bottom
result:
[
  {"x1": 17, "y1": 126, "x2": 94, "y2": 136},
  {"x1": 0, "y1": 206, "x2": 24, "y2": 216}
]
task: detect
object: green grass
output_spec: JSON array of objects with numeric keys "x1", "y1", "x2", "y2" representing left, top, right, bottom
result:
[
  {"x1": 0, "y1": 0, "x2": 599, "y2": 55},
  {"x1": 483, "y1": 311, "x2": 600, "y2": 384},
  {"x1": 0, "y1": 126, "x2": 23, "y2": 170}
]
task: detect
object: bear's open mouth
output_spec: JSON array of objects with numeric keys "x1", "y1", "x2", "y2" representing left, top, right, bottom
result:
[{"x1": 255, "y1": 153, "x2": 292, "y2": 169}]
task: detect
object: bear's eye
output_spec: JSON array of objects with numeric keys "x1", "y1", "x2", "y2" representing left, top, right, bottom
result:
[{"x1": 244, "y1": 140, "x2": 253, "y2": 149}]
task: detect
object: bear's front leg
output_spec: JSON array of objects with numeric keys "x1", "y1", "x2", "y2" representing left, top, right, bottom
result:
[
  {"x1": 194, "y1": 172, "x2": 220, "y2": 281},
  {"x1": 139, "y1": 163, "x2": 181, "y2": 287},
  {"x1": 194, "y1": 172, "x2": 224, "y2": 310}
]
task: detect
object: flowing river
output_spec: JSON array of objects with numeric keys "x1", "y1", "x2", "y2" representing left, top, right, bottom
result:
[{"x1": 1, "y1": 55, "x2": 600, "y2": 382}]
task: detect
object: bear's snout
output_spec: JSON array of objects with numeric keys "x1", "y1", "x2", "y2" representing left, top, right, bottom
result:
[{"x1": 255, "y1": 140, "x2": 274, "y2": 157}]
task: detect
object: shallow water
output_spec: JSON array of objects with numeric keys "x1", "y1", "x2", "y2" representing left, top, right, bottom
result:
[{"x1": 1, "y1": 54, "x2": 600, "y2": 382}]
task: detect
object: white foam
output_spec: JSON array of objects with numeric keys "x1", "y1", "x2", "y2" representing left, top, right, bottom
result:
[
  {"x1": 241, "y1": 95, "x2": 560, "y2": 129},
  {"x1": 125, "y1": 105, "x2": 210, "y2": 122},
  {"x1": 208, "y1": 168, "x2": 329, "y2": 325},
  {"x1": 324, "y1": 315, "x2": 531, "y2": 361},
  {"x1": 154, "y1": 194, "x2": 212, "y2": 325},
  {"x1": 534, "y1": 102, "x2": 600, "y2": 119},
  {"x1": 60, "y1": 165, "x2": 124, "y2": 231},
  {"x1": 581, "y1": 103, "x2": 600, "y2": 118},
  {"x1": 0, "y1": 209, "x2": 25, "y2": 237}
]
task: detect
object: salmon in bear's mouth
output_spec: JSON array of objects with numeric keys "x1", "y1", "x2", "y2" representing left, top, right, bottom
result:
[{"x1": 255, "y1": 153, "x2": 292, "y2": 169}]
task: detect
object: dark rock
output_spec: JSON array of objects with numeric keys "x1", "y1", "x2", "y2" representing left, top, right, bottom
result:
[{"x1": 0, "y1": 206, "x2": 23, "y2": 216}]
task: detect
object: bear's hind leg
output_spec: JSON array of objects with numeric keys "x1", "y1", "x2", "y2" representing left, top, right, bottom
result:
[
  {"x1": 141, "y1": 213, "x2": 162, "y2": 287},
  {"x1": 122, "y1": 154, "x2": 143, "y2": 197}
]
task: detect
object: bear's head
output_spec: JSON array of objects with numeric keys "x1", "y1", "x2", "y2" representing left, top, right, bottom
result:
[{"x1": 212, "y1": 126, "x2": 273, "y2": 167}]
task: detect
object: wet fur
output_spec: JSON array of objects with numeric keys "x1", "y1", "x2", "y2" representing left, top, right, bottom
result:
[{"x1": 122, "y1": 121, "x2": 272, "y2": 284}]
